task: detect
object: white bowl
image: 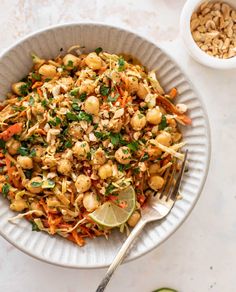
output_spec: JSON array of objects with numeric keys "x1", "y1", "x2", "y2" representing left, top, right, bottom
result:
[
  {"x1": 0, "y1": 23, "x2": 211, "y2": 268},
  {"x1": 180, "y1": 0, "x2": 236, "y2": 69}
]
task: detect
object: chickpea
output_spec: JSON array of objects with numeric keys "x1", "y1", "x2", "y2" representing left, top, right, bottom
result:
[
  {"x1": 42, "y1": 156, "x2": 57, "y2": 168},
  {"x1": 62, "y1": 54, "x2": 80, "y2": 69},
  {"x1": 79, "y1": 79, "x2": 95, "y2": 95},
  {"x1": 148, "y1": 175, "x2": 165, "y2": 191},
  {"x1": 84, "y1": 95, "x2": 99, "y2": 115},
  {"x1": 172, "y1": 132, "x2": 182, "y2": 143},
  {"x1": 137, "y1": 83, "x2": 148, "y2": 99},
  {"x1": 6, "y1": 139, "x2": 21, "y2": 155},
  {"x1": 92, "y1": 148, "x2": 106, "y2": 165},
  {"x1": 10, "y1": 199, "x2": 28, "y2": 212},
  {"x1": 98, "y1": 163, "x2": 113, "y2": 180},
  {"x1": 156, "y1": 131, "x2": 172, "y2": 147},
  {"x1": 149, "y1": 162, "x2": 160, "y2": 175},
  {"x1": 108, "y1": 119, "x2": 123, "y2": 133},
  {"x1": 57, "y1": 159, "x2": 72, "y2": 175},
  {"x1": 30, "y1": 201, "x2": 43, "y2": 213},
  {"x1": 12, "y1": 82, "x2": 27, "y2": 96},
  {"x1": 26, "y1": 176, "x2": 43, "y2": 194},
  {"x1": 130, "y1": 111, "x2": 146, "y2": 131},
  {"x1": 85, "y1": 52, "x2": 102, "y2": 70},
  {"x1": 39, "y1": 64, "x2": 57, "y2": 78},
  {"x1": 17, "y1": 155, "x2": 33, "y2": 169},
  {"x1": 128, "y1": 211, "x2": 141, "y2": 227},
  {"x1": 115, "y1": 146, "x2": 131, "y2": 165},
  {"x1": 32, "y1": 145, "x2": 45, "y2": 163},
  {"x1": 75, "y1": 174, "x2": 91, "y2": 193},
  {"x1": 127, "y1": 77, "x2": 139, "y2": 94},
  {"x1": 32, "y1": 103, "x2": 45, "y2": 116},
  {"x1": 147, "y1": 139, "x2": 162, "y2": 160},
  {"x1": 83, "y1": 192, "x2": 100, "y2": 212},
  {"x1": 72, "y1": 141, "x2": 90, "y2": 160},
  {"x1": 69, "y1": 123, "x2": 83, "y2": 139},
  {"x1": 146, "y1": 107, "x2": 162, "y2": 125}
]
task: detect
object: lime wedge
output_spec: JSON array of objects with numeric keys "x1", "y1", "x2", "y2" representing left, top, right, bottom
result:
[{"x1": 89, "y1": 186, "x2": 136, "y2": 228}]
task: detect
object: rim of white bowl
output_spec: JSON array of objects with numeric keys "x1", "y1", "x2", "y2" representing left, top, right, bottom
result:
[
  {"x1": 180, "y1": 0, "x2": 236, "y2": 69},
  {"x1": 0, "y1": 22, "x2": 211, "y2": 269}
]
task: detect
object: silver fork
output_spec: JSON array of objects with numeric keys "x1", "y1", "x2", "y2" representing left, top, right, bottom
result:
[{"x1": 95, "y1": 150, "x2": 188, "y2": 292}]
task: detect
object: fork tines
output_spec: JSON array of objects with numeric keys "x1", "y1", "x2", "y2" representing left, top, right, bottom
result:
[{"x1": 159, "y1": 150, "x2": 188, "y2": 202}]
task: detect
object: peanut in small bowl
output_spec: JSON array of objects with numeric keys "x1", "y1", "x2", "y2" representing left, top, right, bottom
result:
[{"x1": 180, "y1": 0, "x2": 236, "y2": 69}]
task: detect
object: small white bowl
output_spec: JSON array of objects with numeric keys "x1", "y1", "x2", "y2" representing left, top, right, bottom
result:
[{"x1": 180, "y1": 0, "x2": 236, "y2": 69}]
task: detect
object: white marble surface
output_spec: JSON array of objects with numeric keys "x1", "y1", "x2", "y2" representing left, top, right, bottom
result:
[{"x1": 0, "y1": 0, "x2": 235, "y2": 291}]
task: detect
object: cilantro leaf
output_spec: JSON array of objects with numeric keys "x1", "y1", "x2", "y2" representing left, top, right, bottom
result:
[
  {"x1": 107, "y1": 94, "x2": 119, "y2": 103},
  {"x1": 100, "y1": 84, "x2": 110, "y2": 96},
  {"x1": 141, "y1": 153, "x2": 149, "y2": 161},
  {"x1": 127, "y1": 141, "x2": 139, "y2": 152},
  {"x1": 2, "y1": 183, "x2": 10, "y2": 198},
  {"x1": 158, "y1": 115, "x2": 167, "y2": 130},
  {"x1": 95, "y1": 47, "x2": 103, "y2": 55},
  {"x1": 31, "y1": 221, "x2": 40, "y2": 232},
  {"x1": 77, "y1": 111, "x2": 93, "y2": 123},
  {"x1": 94, "y1": 131, "x2": 109, "y2": 140},
  {"x1": 19, "y1": 84, "x2": 29, "y2": 96},
  {"x1": 118, "y1": 57, "x2": 125, "y2": 72},
  {"x1": 31, "y1": 181, "x2": 42, "y2": 187},
  {"x1": 72, "y1": 103, "x2": 81, "y2": 111},
  {"x1": 31, "y1": 72, "x2": 41, "y2": 81},
  {"x1": 110, "y1": 133, "x2": 122, "y2": 146},
  {"x1": 105, "y1": 183, "x2": 115, "y2": 195},
  {"x1": 70, "y1": 88, "x2": 79, "y2": 96},
  {"x1": 79, "y1": 92, "x2": 87, "y2": 101},
  {"x1": 18, "y1": 146, "x2": 29, "y2": 156},
  {"x1": 29, "y1": 96, "x2": 35, "y2": 106},
  {"x1": 0, "y1": 139, "x2": 6, "y2": 149},
  {"x1": 66, "y1": 112, "x2": 78, "y2": 121}
]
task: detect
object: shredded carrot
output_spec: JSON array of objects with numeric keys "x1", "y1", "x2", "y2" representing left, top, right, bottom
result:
[
  {"x1": 71, "y1": 230, "x2": 85, "y2": 246},
  {"x1": 0, "y1": 123, "x2": 22, "y2": 141},
  {"x1": 156, "y1": 95, "x2": 192, "y2": 125},
  {"x1": 37, "y1": 87, "x2": 43, "y2": 97},
  {"x1": 35, "y1": 128, "x2": 46, "y2": 135},
  {"x1": 32, "y1": 81, "x2": 43, "y2": 89},
  {"x1": 169, "y1": 87, "x2": 178, "y2": 99}
]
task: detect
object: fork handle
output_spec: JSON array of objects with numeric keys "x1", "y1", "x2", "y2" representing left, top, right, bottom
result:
[{"x1": 96, "y1": 220, "x2": 146, "y2": 292}]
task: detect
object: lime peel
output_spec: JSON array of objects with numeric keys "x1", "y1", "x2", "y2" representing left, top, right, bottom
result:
[{"x1": 89, "y1": 186, "x2": 136, "y2": 228}]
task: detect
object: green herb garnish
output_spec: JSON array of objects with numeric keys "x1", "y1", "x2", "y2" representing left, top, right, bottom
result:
[
  {"x1": 0, "y1": 139, "x2": 6, "y2": 149},
  {"x1": 64, "y1": 140, "x2": 73, "y2": 148},
  {"x1": 29, "y1": 96, "x2": 35, "y2": 106},
  {"x1": 77, "y1": 111, "x2": 93, "y2": 123},
  {"x1": 127, "y1": 141, "x2": 139, "y2": 151},
  {"x1": 95, "y1": 47, "x2": 103, "y2": 55},
  {"x1": 118, "y1": 57, "x2": 125, "y2": 72},
  {"x1": 107, "y1": 94, "x2": 119, "y2": 102},
  {"x1": 70, "y1": 88, "x2": 79, "y2": 96},
  {"x1": 31, "y1": 72, "x2": 41, "y2": 81},
  {"x1": 94, "y1": 131, "x2": 109, "y2": 140},
  {"x1": 141, "y1": 152, "x2": 149, "y2": 161},
  {"x1": 13, "y1": 105, "x2": 26, "y2": 112},
  {"x1": 79, "y1": 92, "x2": 87, "y2": 101},
  {"x1": 31, "y1": 221, "x2": 40, "y2": 232},
  {"x1": 19, "y1": 84, "x2": 29, "y2": 96},
  {"x1": 31, "y1": 181, "x2": 42, "y2": 187},
  {"x1": 2, "y1": 183, "x2": 10, "y2": 198},
  {"x1": 41, "y1": 99, "x2": 48, "y2": 108},
  {"x1": 100, "y1": 84, "x2": 110, "y2": 96},
  {"x1": 66, "y1": 112, "x2": 78, "y2": 121},
  {"x1": 105, "y1": 183, "x2": 115, "y2": 195},
  {"x1": 18, "y1": 146, "x2": 29, "y2": 156},
  {"x1": 158, "y1": 115, "x2": 167, "y2": 130}
]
